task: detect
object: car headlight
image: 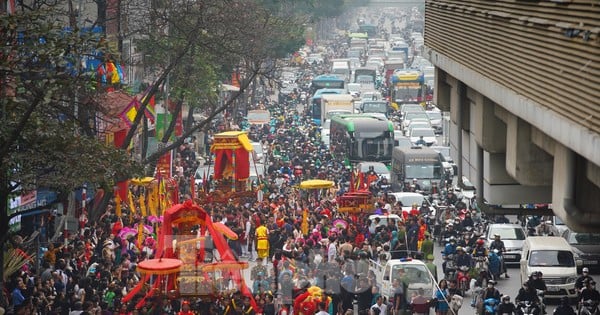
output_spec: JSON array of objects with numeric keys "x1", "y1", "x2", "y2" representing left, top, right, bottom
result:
[{"x1": 567, "y1": 277, "x2": 577, "y2": 284}]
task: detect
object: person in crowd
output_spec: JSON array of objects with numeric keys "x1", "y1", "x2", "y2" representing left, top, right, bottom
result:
[
  {"x1": 576, "y1": 267, "x2": 594, "y2": 292},
  {"x1": 489, "y1": 234, "x2": 510, "y2": 278}
]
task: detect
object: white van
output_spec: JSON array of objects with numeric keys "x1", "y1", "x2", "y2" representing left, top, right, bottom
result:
[{"x1": 520, "y1": 236, "x2": 580, "y2": 299}]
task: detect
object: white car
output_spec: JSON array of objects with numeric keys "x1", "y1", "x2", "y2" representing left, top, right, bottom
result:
[
  {"x1": 388, "y1": 192, "x2": 432, "y2": 214},
  {"x1": 409, "y1": 127, "x2": 437, "y2": 146},
  {"x1": 405, "y1": 120, "x2": 432, "y2": 137},
  {"x1": 402, "y1": 111, "x2": 430, "y2": 130},
  {"x1": 426, "y1": 110, "x2": 443, "y2": 134}
]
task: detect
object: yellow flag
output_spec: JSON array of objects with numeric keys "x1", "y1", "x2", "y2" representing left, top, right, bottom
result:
[
  {"x1": 137, "y1": 223, "x2": 144, "y2": 249},
  {"x1": 139, "y1": 193, "x2": 147, "y2": 217},
  {"x1": 115, "y1": 194, "x2": 122, "y2": 217},
  {"x1": 148, "y1": 186, "x2": 157, "y2": 217},
  {"x1": 128, "y1": 190, "x2": 136, "y2": 215},
  {"x1": 159, "y1": 179, "x2": 168, "y2": 213},
  {"x1": 301, "y1": 209, "x2": 309, "y2": 236}
]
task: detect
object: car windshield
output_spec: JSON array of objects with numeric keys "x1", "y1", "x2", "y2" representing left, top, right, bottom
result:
[
  {"x1": 398, "y1": 195, "x2": 424, "y2": 206},
  {"x1": 405, "y1": 112, "x2": 428, "y2": 121},
  {"x1": 405, "y1": 164, "x2": 441, "y2": 178},
  {"x1": 363, "y1": 102, "x2": 387, "y2": 113},
  {"x1": 392, "y1": 265, "x2": 432, "y2": 284},
  {"x1": 490, "y1": 227, "x2": 526, "y2": 240},
  {"x1": 402, "y1": 105, "x2": 423, "y2": 112},
  {"x1": 411, "y1": 129, "x2": 435, "y2": 137},
  {"x1": 247, "y1": 111, "x2": 270, "y2": 121},
  {"x1": 427, "y1": 112, "x2": 442, "y2": 120},
  {"x1": 360, "y1": 163, "x2": 388, "y2": 174},
  {"x1": 529, "y1": 250, "x2": 575, "y2": 267},
  {"x1": 567, "y1": 233, "x2": 600, "y2": 245}
]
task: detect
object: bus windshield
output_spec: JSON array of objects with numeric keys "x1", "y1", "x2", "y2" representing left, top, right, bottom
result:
[
  {"x1": 405, "y1": 164, "x2": 442, "y2": 179},
  {"x1": 355, "y1": 135, "x2": 394, "y2": 161},
  {"x1": 395, "y1": 86, "x2": 422, "y2": 101}
]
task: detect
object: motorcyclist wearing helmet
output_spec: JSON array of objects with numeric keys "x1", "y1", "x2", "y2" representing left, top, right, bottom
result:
[
  {"x1": 442, "y1": 223, "x2": 458, "y2": 240},
  {"x1": 462, "y1": 211, "x2": 474, "y2": 228},
  {"x1": 442, "y1": 237, "x2": 458, "y2": 275},
  {"x1": 482, "y1": 280, "x2": 501, "y2": 301},
  {"x1": 490, "y1": 234, "x2": 510, "y2": 278},
  {"x1": 580, "y1": 279, "x2": 600, "y2": 304},
  {"x1": 473, "y1": 238, "x2": 488, "y2": 259},
  {"x1": 497, "y1": 295, "x2": 517, "y2": 315},
  {"x1": 455, "y1": 246, "x2": 472, "y2": 270},
  {"x1": 553, "y1": 297, "x2": 576, "y2": 315},
  {"x1": 527, "y1": 272, "x2": 547, "y2": 292},
  {"x1": 516, "y1": 281, "x2": 540, "y2": 305},
  {"x1": 575, "y1": 268, "x2": 594, "y2": 292}
]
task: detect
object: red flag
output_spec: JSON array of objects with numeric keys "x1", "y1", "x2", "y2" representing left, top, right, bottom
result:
[{"x1": 190, "y1": 176, "x2": 195, "y2": 200}]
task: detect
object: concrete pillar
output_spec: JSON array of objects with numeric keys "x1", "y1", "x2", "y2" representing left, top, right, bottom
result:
[
  {"x1": 471, "y1": 96, "x2": 506, "y2": 153},
  {"x1": 505, "y1": 114, "x2": 553, "y2": 186},
  {"x1": 434, "y1": 68, "x2": 451, "y2": 112}
]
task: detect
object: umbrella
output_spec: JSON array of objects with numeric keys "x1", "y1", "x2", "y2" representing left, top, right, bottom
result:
[
  {"x1": 133, "y1": 223, "x2": 153, "y2": 234},
  {"x1": 118, "y1": 227, "x2": 137, "y2": 239},
  {"x1": 137, "y1": 258, "x2": 183, "y2": 275},
  {"x1": 332, "y1": 219, "x2": 348, "y2": 230},
  {"x1": 213, "y1": 222, "x2": 238, "y2": 240},
  {"x1": 200, "y1": 261, "x2": 249, "y2": 273}
]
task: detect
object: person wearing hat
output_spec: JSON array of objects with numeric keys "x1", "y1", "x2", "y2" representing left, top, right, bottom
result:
[
  {"x1": 253, "y1": 271, "x2": 270, "y2": 295},
  {"x1": 515, "y1": 281, "x2": 540, "y2": 308},
  {"x1": 482, "y1": 280, "x2": 501, "y2": 301},
  {"x1": 576, "y1": 267, "x2": 594, "y2": 292},
  {"x1": 420, "y1": 231, "x2": 434, "y2": 259},
  {"x1": 425, "y1": 254, "x2": 438, "y2": 282}
]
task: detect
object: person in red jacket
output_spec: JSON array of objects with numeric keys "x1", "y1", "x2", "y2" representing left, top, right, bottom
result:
[{"x1": 178, "y1": 300, "x2": 194, "y2": 315}]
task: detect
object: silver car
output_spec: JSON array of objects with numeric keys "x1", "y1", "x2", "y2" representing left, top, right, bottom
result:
[{"x1": 486, "y1": 223, "x2": 527, "y2": 263}]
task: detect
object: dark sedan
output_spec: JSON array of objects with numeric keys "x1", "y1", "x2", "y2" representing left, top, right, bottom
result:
[{"x1": 562, "y1": 230, "x2": 600, "y2": 272}]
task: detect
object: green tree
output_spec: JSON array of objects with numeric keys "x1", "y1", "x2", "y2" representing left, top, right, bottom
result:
[{"x1": 0, "y1": 7, "x2": 141, "y2": 291}]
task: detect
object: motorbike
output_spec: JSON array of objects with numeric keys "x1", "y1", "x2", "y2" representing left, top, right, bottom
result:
[
  {"x1": 474, "y1": 256, "x2": 489, "y2": 273},
  {"x1": 443, "y1": 254, "x2": 457, "y2": 280},
  {"x1": 517, "y1": 301, "x2": 541, "y2": 315},
  {"x1": 456, "y1": 265, "x2": 471, "y2": 296},
  {"x1": 488, "y1": 250, "x2": 502, "y2": 281},
  {"x1": 483, "y1": 298, "x2": 499, "y2": 315},
  {"x1": 579, "y1": 300, "x2": 599, "y2": 315}
]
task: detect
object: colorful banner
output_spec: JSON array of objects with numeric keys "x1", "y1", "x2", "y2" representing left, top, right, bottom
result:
[{"x1": 156, "y1": 151, "x2": 173, "y2": 178}]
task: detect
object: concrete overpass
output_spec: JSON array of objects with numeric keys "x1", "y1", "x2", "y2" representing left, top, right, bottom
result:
[
  {"x1": 424, "y1": 0, "x2": 600, "y2": 231},
  {"x1": 348, "y1": 0, "x2": 424, "y2": 7}
]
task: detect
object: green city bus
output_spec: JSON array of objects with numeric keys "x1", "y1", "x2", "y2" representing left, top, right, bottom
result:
[{"x1": 329, "y1": 114, "x2": 395, "y2": 164}]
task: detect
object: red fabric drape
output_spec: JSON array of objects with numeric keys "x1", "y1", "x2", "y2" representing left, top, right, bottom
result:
[{"x1": 234, "y1": 148, "x2": 249, "y2": 180}]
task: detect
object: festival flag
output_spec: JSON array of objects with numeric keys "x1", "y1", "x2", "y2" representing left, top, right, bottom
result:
[
  {"x1": 137, "y1": 223, "x2": 144, "y2": 249},
  {"x1": 190, "y1": 176, "x2": 195, "y2": 200},
  {"x1": 140, "y1": 92, "x2": 156, "y2": 123},
  {"x1": 6, "y1": 0, "x2": 16, "y2": 14},
  {"x1": 147, "y1": 186, "x2": 157, "y2": 217},
  {"x1": 301, "y1": 209, "x2": 309, "y2": 236},
  {"x1": 128, "y1": 190, "x2": 136, "y2": 215},
  {"x1": 139, "y1": 192, "x2": 147, "y2": 217},
  {"x1": 119, "y1": 97, "x2": 140, "y2": 127},
  {"x1": 115, "y1": 193, "x2": 122, "y2": 217}
]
